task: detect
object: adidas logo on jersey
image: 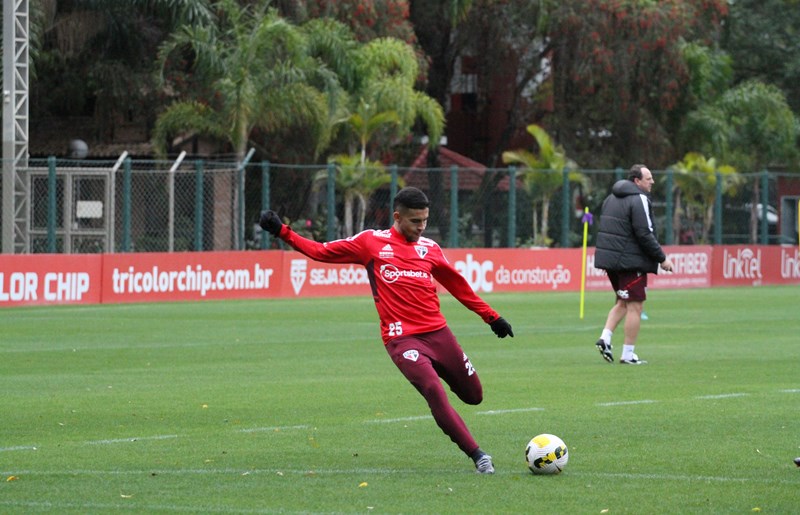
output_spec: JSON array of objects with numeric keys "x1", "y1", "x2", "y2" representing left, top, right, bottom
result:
[{"x1": 379, "y1": 244, "x2": 394, "y2": 259}]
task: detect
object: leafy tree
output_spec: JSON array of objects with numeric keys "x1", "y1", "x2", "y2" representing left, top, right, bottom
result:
[
  {"x1": 670, "y1": 152, "x2": 740, "y2": 244},
  {"x1": 547, "y1": 0, "x2": 728, "y2": 168},
  {"x1": 681, "y1": 80, "x2": 799, "y2": 242},
  {"x1": 502, "y1": 124, "x2": 580, "y2": 247},
  {"x1": 302, "y1": 0, "x2": 417, "y2": 44},
  {"x1": 722, "y1": 0, "x2": 800, "y2": 113},
  {"x1": 29, "y1": 0, "x2": 213, "y2": 134}
]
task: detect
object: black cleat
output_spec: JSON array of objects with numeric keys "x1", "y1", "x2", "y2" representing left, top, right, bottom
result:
[{"x1": 596, "y1": 339, "x2": 613, "y2": 363}]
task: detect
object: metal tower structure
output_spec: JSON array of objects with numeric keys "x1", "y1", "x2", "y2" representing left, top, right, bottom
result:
[{"x1": 2, "y1": 0, "x2": 30, "y2": 253}]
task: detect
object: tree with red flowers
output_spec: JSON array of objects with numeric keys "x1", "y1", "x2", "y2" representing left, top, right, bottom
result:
[{"x1": 547, "y1": 0, "x2": 729, "y2": 168}]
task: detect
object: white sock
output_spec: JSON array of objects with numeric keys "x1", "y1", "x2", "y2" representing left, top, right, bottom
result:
[
  {"x1": 622, "y1": 344, "x2": 635, "y2": 360},
  {"x1": 600, "y1": 329, "x2": 613, "y2": 344}
]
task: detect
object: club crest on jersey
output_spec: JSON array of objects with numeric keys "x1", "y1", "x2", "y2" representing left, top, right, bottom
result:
[
  {"x1": 402, "y1": 350, "x2": 419, "y2": 362},
  {"x1": 414, "y1": 245, "x2": 429, "y2": 259}
]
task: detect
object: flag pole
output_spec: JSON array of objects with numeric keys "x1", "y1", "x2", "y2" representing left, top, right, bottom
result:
[{"x1": 580, "y1": 207, "x2": 592, "y2": 319}]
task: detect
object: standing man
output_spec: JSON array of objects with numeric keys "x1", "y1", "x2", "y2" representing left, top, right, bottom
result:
[
  {"x1": 259, "y1": 187, "x2": 513, "y2": 473},
  {"x1": 594, "y1": 164, "x2": 673, "y2": 364}
]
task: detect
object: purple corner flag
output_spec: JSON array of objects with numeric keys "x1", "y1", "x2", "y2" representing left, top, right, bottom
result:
[{"x1": 581, "y1": 211, "x2": 594, "y2": 225}]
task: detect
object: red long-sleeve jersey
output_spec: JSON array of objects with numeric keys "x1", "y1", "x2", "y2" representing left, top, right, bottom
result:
[{"x1": 278, "y1": 225, "x2": 500, "y2": 344}]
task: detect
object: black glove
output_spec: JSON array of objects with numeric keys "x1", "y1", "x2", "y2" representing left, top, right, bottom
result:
[
  {"x1": 489, "y1": 317, "x2": 514, "y2": 338},
  {"x1": 259, "y1": 210, "x2": 283, "y2": 237}
]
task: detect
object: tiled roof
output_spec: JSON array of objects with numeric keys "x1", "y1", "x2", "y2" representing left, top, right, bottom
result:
[{"x1": 404, "y1": 146, "x2": 515, "y2": 192}]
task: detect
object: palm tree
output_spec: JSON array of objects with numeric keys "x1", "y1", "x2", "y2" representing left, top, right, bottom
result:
[
  {"x1": 502, "y1": 124, "x2": 581, "y2": 246},
  {"x1": 671, "y1": 152, "x2": 740, "y2": 244},
  {"x1": 324, "y1": 100, "x2": 400, "y2": 236},
  {"x1": 325, "y1": 155, "x2": 395, "y2": 237},
  {"x1": 152, "y1": 1, "x2": 345, "y2": 248},
  {"x1": 152, "y1": 1, "x2": 337, "y2": 161},
  {"x1": 303, "y1": 23, "x2": 444, "y2": 237}
]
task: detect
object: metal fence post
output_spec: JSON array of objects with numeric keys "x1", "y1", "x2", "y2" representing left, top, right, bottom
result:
[
  {"x1": 664, "y1": 167, "x2": 674, "y2": 245},
  {"x1": 122, "y1": 157, "x2": 132, "y2": 252},
  {"x1": 561, "y1": 167, "x2": 570, "y2": 247},
  {"x1": 260, "y1": 161, "x2": 270, "y2": 250},
  {"x1": 760, "y1": 170, "x2": 769, "y2": 244},
  {"x1": 47, "y1": 156, "x2": 56, "y2": 253},
  {"x1": 714, "y1": 170, "x2": 722, "y2": 244},
  {"x1": 237, "y1": 148, "x2": 255, "y2": 250},
  {"x1": 195, "y1": 160, "x2": 204, "y2": 251},
  {"x1": 168, "y1": 151, "x2": 186, "y2": 252},
  {"x1": 507, "y1": 166, "x2": 516, "y2": 248},
  {"x1": 390, "y1": 164, "x2": 398, "y2": 209},
  {"x1": 449, "y1": 165, "x2": 458, "y2": 248},
  {"x1": 327, "y1": 162, "x2": 336, "y2": 241}
]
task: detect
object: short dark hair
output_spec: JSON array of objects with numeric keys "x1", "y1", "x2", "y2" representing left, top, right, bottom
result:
[
  {"x1": 394, "y1": 187, "x2": 430, "y2": 211},
  {"x1": 628, "y1": 164, "x2": 646, "y2": 181}
]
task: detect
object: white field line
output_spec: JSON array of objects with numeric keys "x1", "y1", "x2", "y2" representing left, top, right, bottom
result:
[
  {"x1": 84, "y1": 434, "x2": 179, "y2": 445},
  {"x1": 477, "y1": 407, "x2": 545, "y2": 415},
  {"x1": 364, "y1": 415, "x2": 432, "y2": 424},
  {"x1": 0, "y1": 390, "x2": 783, "y2": 455},
  {"x1": 1, "y1": 468, "x2": 796, "y2": 486},
  {"x1": 596, "y1": 400, "x2": 657, "y2": 407},
  {"x1": 366, "y1": 407, "x2": 545, "y2": 424},
  {"x1": 695, "y1": 393, "x2": 748, "y2": 400},
  {"x1": 236, "y1": 425, "x2": 310, "y2": 433},
  {"x1": 0, "y1": 500, "x2": 284, "y2": 514},
  {"x1": 0, "y1": 445, "x2": 37, "y2": 452}
]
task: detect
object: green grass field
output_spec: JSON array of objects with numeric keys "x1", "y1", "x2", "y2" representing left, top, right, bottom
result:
[{"x1": 1, "y1": 286, "x2": 798, "y2": 514}]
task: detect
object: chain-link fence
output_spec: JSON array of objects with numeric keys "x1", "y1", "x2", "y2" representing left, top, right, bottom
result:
[{"x1": 2, "y1": 157, "x2": 799, "y2": 253}]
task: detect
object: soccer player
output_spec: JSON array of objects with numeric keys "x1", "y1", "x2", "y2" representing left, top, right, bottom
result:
[
  {"x1": 259, "y1": 187, "x2": 514, "y2": 474},
  {"x1": 594, "y1": 164, "x2": 673, "y2": 364}
]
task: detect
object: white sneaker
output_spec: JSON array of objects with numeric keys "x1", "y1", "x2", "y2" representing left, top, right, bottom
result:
[
  {"x1": 475, "y1": 454, "x2": 495, "y2": 474},
  {"x1": 620, "y1": 353, "x2": 647, "y2": 365}
]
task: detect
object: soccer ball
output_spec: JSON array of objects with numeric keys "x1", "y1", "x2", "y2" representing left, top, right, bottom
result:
[{"x1": 525, "y1": 433, "x2": 569, "y2": 474}]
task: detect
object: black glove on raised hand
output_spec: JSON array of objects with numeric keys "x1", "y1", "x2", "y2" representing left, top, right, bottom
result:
[
  {"x1": 489, "y1": 317, "x2": 514, "y2": 338},
  {"x1": 259, "y1": 210, "x2": 283, "y2": 237}
]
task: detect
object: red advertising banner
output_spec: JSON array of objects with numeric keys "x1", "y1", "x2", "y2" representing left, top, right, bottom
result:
[
  {"x1": 0, "y1": 244, "x2": 796, "y2": 308},
  {"x1": 711, "y1": 245, "x2": 800, "y2": 287},
  {"x1": 101, "y1": 251, "x2": 283, "y2": 303},
  {"x1": 652, "y1": 245, "x2": 713, "y2": 289},
  {"x1": 442, "y1": 248, "x2": 580, "y2": 293},
  {"x1": 0, "y1": 254, "x2": 102, "y2": 307},
  {"x1": 278, "y1": 251, "x2": 372, "y2": 297}
]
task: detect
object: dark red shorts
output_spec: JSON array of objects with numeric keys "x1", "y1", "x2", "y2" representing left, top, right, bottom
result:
[
  {"x1": 607, "y1": 270, "x2": 648, "y2": 302},
  {"x1": 385, "y1": 326, "x2": 482, "y2": 405}
]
